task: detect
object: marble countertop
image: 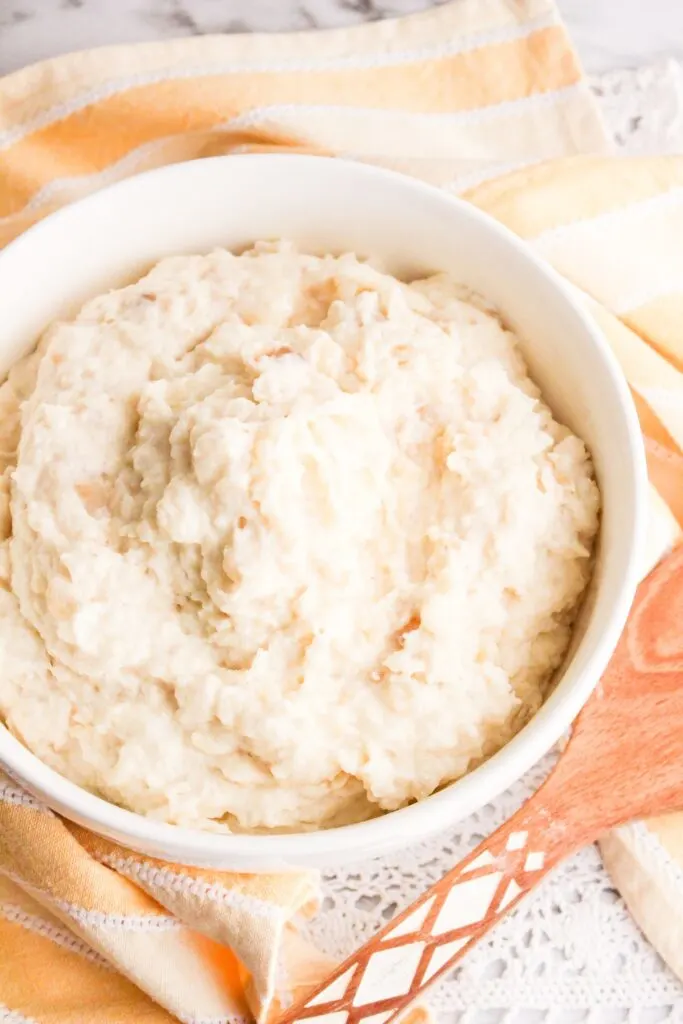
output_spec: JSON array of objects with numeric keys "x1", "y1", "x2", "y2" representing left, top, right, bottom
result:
[{"x1": 1, "y1": 0, "x2": 683, "y2": 77}]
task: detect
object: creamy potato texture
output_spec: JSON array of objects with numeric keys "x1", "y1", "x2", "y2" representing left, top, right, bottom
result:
[{"x1": 0, "y1": 242, "x2": 599, "y2": 832}]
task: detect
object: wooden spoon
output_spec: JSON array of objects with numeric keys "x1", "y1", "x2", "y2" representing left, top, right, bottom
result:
[{"x1": 279, "y1": 544, "x2": 683, "y2": 1024}]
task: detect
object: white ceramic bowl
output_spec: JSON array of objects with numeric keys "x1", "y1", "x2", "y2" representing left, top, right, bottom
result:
[{"x1": 0, "y1": 155, "x2": 646, "y2": 870}]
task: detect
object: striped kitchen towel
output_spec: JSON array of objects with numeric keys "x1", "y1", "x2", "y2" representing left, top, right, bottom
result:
[
  {"x1": 0, "y1": 0, "x2": 607, "y2": 249},
  {"x1": 3, "y1": 2, "x2": 683, "y2": 1023}
]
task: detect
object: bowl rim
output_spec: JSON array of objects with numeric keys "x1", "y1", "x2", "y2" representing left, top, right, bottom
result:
[{"x1": 0, "y1": 153, "x2": 648, "y2": 865}]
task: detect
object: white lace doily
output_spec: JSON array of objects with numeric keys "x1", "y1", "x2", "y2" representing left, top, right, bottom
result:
[
  {"x1": 305, "y1": 754, "x2": 683, "y2": 1023},
  {"x1": 300, "y1": 69, "x2": 683, "y2": 1024},
  {"x1": 593, "y1": 60, "x2": 683, "y2": 154}
]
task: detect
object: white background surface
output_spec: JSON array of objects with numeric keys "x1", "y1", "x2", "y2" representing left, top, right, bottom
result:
[{"x1": 0, "y1": 0, "x2": 682, "y2": 75}]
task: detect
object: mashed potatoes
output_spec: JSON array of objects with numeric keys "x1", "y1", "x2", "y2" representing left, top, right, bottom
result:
[{"x1": 0, "y1": 241, "x2": 599, "y2": 832}]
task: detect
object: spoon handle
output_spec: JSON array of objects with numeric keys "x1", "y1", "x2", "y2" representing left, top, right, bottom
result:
[{"x1": 278, "y1": 790, "x2": 582, "y2": 1024}]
